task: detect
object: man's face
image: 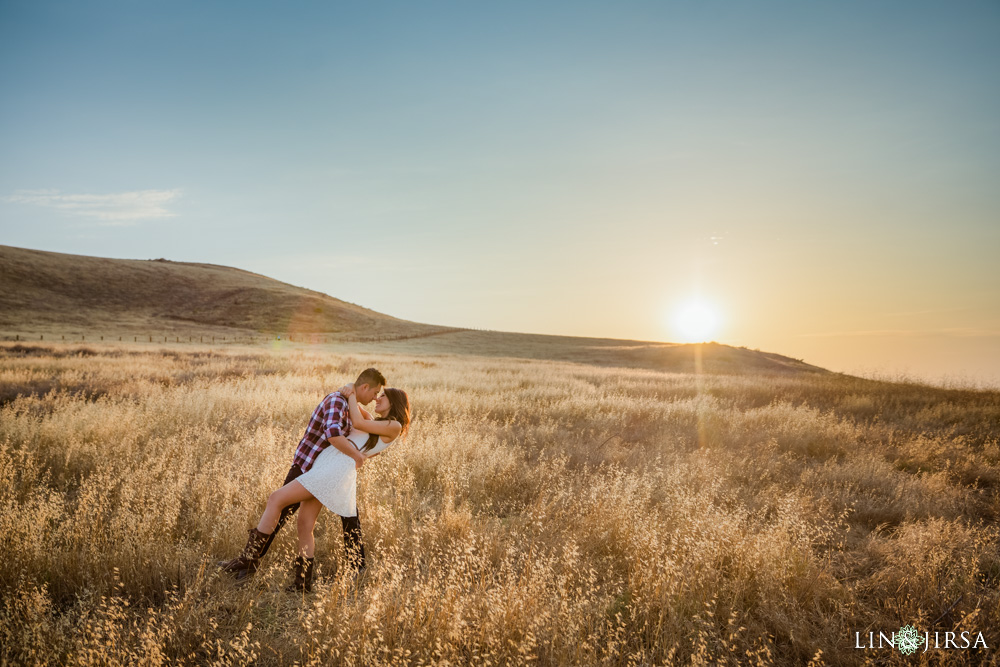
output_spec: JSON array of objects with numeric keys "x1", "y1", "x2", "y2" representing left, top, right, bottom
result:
[{"x1": 356, "y1": 383, "x2": 381, "y2": 405}]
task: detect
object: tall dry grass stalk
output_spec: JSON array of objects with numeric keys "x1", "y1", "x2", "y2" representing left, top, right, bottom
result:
[{"x1": 1, "y1": 343, "x2": 998, "y2": 665}]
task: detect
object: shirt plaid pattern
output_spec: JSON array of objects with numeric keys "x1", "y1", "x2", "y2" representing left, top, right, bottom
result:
[{"x1": 293, "y1": 392, "x2": 352, "y2": 472}]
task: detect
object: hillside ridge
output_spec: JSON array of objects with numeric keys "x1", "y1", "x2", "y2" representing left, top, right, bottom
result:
[
  {"x1": 0, "y1": 245, "x2": 829, "y2": 376},
  {"x1": 0, "y1": 244, "x2": 439, "y2": 337}
]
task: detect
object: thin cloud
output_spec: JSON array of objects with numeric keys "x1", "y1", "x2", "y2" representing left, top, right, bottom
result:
[{"x1": 4, "y1": 189, "x2": 181, "y2": 225}]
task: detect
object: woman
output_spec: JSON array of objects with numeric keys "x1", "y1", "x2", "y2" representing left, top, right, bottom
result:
[{"x1": 222, "y1": 384, "x2": 411, "y2": 592}]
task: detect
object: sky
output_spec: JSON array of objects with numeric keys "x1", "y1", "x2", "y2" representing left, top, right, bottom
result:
[{"x1": 1, "y1": 1, "x2": 998, "y2": 386}]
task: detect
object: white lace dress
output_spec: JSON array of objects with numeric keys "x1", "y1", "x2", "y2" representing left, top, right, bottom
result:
[{"x1": 296, "y1": 429, "x2": 396, "y2": 517}]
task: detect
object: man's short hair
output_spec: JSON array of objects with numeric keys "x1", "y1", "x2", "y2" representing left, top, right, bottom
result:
[{"x1": 356, "y1": 367, "x2": 386, "y2": 388}]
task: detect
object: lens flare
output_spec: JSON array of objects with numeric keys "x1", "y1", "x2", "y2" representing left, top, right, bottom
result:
[{"x1": 671, "y1": 299, "x2": 721, "y2": 343}]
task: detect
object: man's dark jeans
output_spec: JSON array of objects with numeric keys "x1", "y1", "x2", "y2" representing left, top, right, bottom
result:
[
  {"x1": 258, "y1": 463, "x2": 366, "y2": 571},
  {"x1": 257, "y1": 463, "x2": 304, "y2": 558}
]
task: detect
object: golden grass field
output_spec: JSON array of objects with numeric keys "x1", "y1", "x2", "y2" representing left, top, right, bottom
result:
[{"x1": 1, "y1": 341, "x2": 998, "y2": 666}]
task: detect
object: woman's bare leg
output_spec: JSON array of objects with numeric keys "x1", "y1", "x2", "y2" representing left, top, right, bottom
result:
[
  {"x1": 296, "y1": 498, "x2": 323, "y2": 559},
  {"x1": 256, "y1": 480, "x2": 315, "y2": 535}
]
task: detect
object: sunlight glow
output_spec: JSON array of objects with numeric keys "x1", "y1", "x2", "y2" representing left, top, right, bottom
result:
[{"x1": 671, "y1": 299, "x2": 721, "y2": 343}]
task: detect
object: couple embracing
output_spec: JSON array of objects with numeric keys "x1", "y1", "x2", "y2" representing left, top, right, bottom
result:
[{"x1": 218, "y1": 367, "x2": 411, "y2": 591}]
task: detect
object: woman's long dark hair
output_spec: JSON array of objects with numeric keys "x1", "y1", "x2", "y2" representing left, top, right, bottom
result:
[{"x1": 362, "y1": 387, "x2": 411, "y2": 452}]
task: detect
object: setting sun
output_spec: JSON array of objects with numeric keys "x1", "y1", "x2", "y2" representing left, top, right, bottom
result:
[{"x1": 671, "y1": 299, "x2": 722, "y2": 343}]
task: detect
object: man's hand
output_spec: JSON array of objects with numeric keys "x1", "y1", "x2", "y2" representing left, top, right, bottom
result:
[
  {"x1": 327, "y1": 434, "x2": 364, "y2": 469},
  {"x1": 339, "y1": 382, "x2": 355, "y2": 397}
]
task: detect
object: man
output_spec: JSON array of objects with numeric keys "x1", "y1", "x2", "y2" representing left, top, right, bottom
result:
[{"x1": 219, "y1": 366, "x2": 386, "y2": 581}]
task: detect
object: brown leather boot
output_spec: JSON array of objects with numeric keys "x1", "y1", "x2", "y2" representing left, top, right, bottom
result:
[
  {"x1": 218, "y1": 528, "x2": 270, "y2": 577},
  {"x1": 285, "y1": 556, "x2": 314, "y2": 593}
]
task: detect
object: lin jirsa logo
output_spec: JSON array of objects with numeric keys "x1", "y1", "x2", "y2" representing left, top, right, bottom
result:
[{"x1": 855, "y1": 624, "x2": 989, "y2": 655}]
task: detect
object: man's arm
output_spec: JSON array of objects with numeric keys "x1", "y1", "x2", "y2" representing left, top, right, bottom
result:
[
  {"x1": 321, "y1": 394, "x2": 364, "y2": 468},
  {"x1": 327, "y1": 434, "x2": 365, "y2": 469}
]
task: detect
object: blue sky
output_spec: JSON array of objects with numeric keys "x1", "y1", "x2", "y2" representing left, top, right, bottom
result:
[{"x1": 2, "y1": 1, "x2": 999, "y2": 383}]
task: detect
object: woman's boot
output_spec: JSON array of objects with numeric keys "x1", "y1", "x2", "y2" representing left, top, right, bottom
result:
[
  {"x1": 217, "y1": 528, "x2": 270, "y2": 577},
  {"x1": 285, "y1": 555, "x2": 314, "y2": 592}
]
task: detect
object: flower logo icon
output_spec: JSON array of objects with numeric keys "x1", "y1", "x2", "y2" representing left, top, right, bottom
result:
[{"x1": 896, "y1": 625, "x2": 921, "y2": 655}]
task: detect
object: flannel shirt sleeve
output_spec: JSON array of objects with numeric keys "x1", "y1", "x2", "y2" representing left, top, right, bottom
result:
[{"x1": 322, "y1": 394, "x2": 349, "y2": 441}]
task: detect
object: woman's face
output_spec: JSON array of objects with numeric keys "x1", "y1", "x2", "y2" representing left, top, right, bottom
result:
[{"x1": 375, "y1": 392, "x2": 391, "y2": 416}]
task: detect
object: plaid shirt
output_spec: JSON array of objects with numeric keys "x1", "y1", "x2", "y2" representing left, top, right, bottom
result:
[{"x1": 293, "y1": 392, "x2": 352, "y2": 472}]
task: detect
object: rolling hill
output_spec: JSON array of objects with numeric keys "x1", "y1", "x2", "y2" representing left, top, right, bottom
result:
[
  {"x1": 0, "y1": 245, "x2": 447, "y2": 338},
  {"x1": 0, "y1": 245, "x2": 829, "y2": 376}
]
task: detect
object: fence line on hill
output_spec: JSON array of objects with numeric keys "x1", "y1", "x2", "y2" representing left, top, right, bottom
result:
[{"x1": 1, "y1": 327, "x2": 469, "y2": 346}]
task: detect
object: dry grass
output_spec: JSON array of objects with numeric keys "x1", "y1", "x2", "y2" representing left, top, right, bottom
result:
[{"x1": 1, "y1": 342, "x2": 998, "y2": 666}]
